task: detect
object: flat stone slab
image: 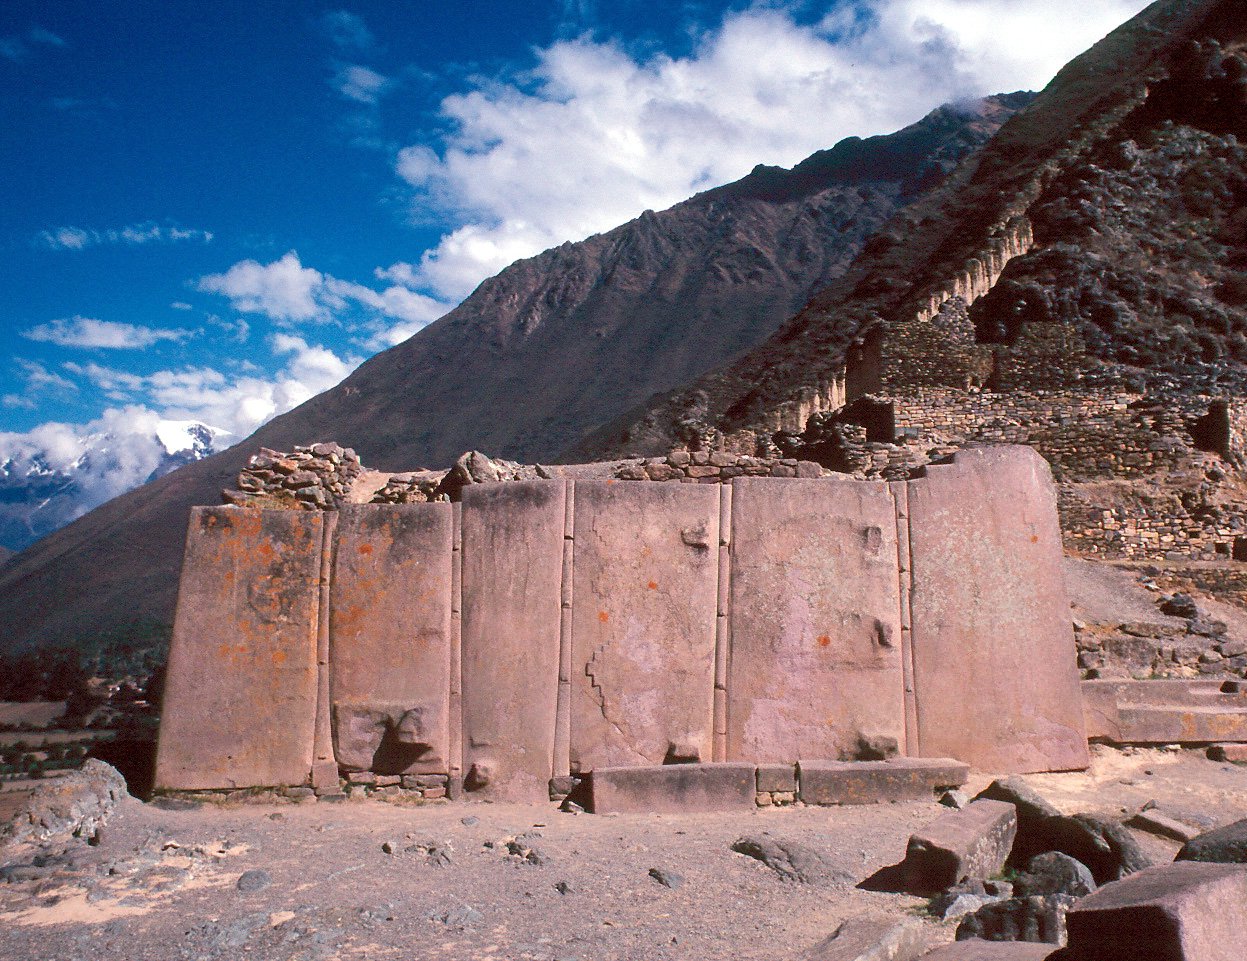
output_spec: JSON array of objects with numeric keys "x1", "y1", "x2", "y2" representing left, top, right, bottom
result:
[
  {"x1": 906, "y1": 447, "x2": 1088, "y2": 773},
  {"x1": 1083, "y1": 681, "x2": 1247, "y2": 743},
  {"x1": 1208, "y1": 743, "x2": 1247, "y2": 762},
  {"x1": 1064, "y1": 862, "x2": 1247, "y2": 961},
  {"x1": 915, "y1": 943, "x2": 1056, "y2": 960},
  {"x1": 588, "y1": 763, "x2": 755, "y2": 814},
  {"x1": 803, "y1": 917, "x2": 930, "y2": 960},
  {"x1": 1115, "y1": 706, "x2": 1247, "y2": 744},
  {"x1": 460, "y1": 481, "x2": 566, "y2": 802},
  {"x1": 330, "y1": 504, "x2": 453, "y2": 774},
  {"x1": 570, "y1": 481, "x2": 720, "y2": 771},
  {"x1": 757, "y1": 763, "x2": 798, "y2": 794},
  {"x1": 905, "y1": 799, "x2": 1018, "y2": 890},
  {"x1": 1126, "y1": 809, "x2": 1199, "y2": 844},
  {"x1": 798, "y1": 758, "x2": 969, "y2": 806},
  {"x1": 154, "y1": 508, "x2": 323, "y2": 791},
  {"x1": 727, "y1": 477, "x2": 905, "y2": 763}
]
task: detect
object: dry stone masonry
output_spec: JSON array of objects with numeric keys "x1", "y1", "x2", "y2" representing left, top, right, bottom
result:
[{"x1": 158, "y1": 446, "x2": 1090, "y2": 802}]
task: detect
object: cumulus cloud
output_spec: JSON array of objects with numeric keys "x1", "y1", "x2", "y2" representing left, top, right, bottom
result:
[
  {"x1": 37, "y1": 222, "x2": 213, "y2": 251},
  {"x1": 22, "y1": 316, "x2": 196, "y2": 350},
  {"x1": 391, "y1": 0, "x2": 1148, "y2": 302},
  {"x1": 0, "y1": 406, "x2": 235, "y2": 549},
  {"x1": 198, "y1": 251, "x2": 326, "y2": 322},
  {"x1": 198, "y1": 251, "x2": 452, "y2": 345},
  {"x1": 61, "y1": 335, "x2": 359, "y2": 438}
]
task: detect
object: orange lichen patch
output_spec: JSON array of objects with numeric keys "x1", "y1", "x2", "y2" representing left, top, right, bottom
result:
[
  {"x1": 647, "y1": 581, "x2": 658, "y2": 590},
  {"x1": 817, "y1": 635, "x2": 832, "y2": 648},
  {"x1": 357, "y1": 543, "x2": 373, "y2": 555},
  {"x1": 598, "y1": 610, "x2": 610, "y2": 623},
  {"x1": 1031, "y1": 535, "x2": 1039, "y2": 543},
  {"x1": 271, "y1": 649, "x2": 288, "y2": 665},
  {"x1": 257, "y1": 542, "x2": 275, "y2": 560}
]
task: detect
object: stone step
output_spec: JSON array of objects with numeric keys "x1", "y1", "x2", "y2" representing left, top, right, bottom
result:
[
  {"x1": 588, "y1": 763, "x2": 757, "y2": 814},
  {"x1": 1082, "y1": 680, "x2": 1247, "y2": 744},
  {"x1": 587, "y1": 758, "x2": 970, "y2": 813},
  {"x1": 1114, "y1": 706, "x2": 1247, "y2": 744},
  {"x1": 798, "y1": 758, "x2": 970, "y2": 806}
]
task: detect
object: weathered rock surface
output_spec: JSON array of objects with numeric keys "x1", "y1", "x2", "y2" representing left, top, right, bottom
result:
[
  {"x1": 1176, "y1": 816, "x2": 1247, "y2": 863},
  {"x1": 803, "y1": 916, "x2": 930, "y2": 960},
  {"x1": 1062, "y1": 862, "x2": 1247, "y2": 961},
  {"x1": 903, "y1": 799, "x2": 1018, "y2": 891},
  {"x1": 731, "y1": 836, "x2": 855, "y2": 886},
  {"x1": 0, "y1": 760, "x2": 128, "y2": 853},
  {"x1": 955, "y1": 895, "x2": 1076, "y2": 946}
]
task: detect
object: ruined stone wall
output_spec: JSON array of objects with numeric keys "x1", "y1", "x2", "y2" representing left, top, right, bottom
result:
[
  {"x1": 912, "y1": 217, "x2": 1034, "y2": 324},
  {"x1": 842, "y1": 389, "x2": 1247, "y2": 561},
  {"x1": 161, "y1": 447, "x2": 1087, "y2": 799}
]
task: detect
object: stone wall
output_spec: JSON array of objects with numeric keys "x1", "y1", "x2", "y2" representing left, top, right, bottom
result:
[
  {"x1": 794, "y1": 389, "x2": 1247, "y2": 562},
  {"x1": 163, "y1": 447, "x2": 1087, "y2": 798}
]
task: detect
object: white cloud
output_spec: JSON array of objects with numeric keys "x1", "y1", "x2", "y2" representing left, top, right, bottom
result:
[
  {"x1": 11, "y1": 360, "x2": 78, "y2": 402},
  {"x1": 62, "y1": 335, "x2": 360, "y2": 438},
  {"x1": 198, "y1": 251, "x2": 453, "y2": 345},
  {"x1": 22, "y1": 316, "x2": 196, "y2": 349},
  {"x1": 335, "y1": 64, "x2": 390, "y2": 104},
  {"x1": 37, "y1": 222, "x2": 213, "y2": 251},
  {"x1": 198, "y1": 251, "x2": 327, "y2": 322},
  {"x1": 391, "y1": 0, "x2": 1149, "y2": 302}
]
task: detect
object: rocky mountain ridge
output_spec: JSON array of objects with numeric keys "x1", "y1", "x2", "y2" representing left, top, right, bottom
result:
[{"x1": 572, "y1": 0, "x2": 1246, "y2": 458}]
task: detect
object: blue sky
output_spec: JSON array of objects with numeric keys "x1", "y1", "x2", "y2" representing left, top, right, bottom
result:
[{"x1": 0, "y1": 0, "x2": 1148, "y2": 507}]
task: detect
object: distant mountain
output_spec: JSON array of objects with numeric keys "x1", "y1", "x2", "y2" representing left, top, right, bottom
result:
[
  {"x1": 0, "y1": 419, "x2": 226, "y2": 553},
  {"x1": 0, "y1": 94, "x2": 1026, "y2": 657}
]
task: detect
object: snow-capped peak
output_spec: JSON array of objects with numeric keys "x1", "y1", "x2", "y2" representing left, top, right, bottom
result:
[{"x1": 155, "y1": 419, "x2": 231, "y2": 456}]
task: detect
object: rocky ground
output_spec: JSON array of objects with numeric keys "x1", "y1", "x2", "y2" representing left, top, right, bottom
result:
[{"x1": 2, "y1": 747, "x2": 1246, "y2": 961}]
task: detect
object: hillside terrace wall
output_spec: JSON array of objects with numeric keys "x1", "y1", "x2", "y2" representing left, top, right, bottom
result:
[
  {"x1": 850, "y1": 389, "x2": 1247, "y2": 562},
  {"x1": 157, "y1": 446, "x2": 1088, "y2": 799}
]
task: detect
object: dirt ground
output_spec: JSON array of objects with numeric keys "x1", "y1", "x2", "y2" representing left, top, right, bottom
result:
[{"x1": 2, "y1": 746, "x2": 1246, "y2": 961}]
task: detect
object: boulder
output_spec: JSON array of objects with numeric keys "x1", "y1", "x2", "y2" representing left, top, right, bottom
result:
[
  {"x1": 1176, "y1": 817, "x2": 1247, "y2": 863},
  {"x1": 904, "y1": 799, "x2": 1017, "y2": 891},
  {"x1": 803, "y1": 917, "x2": 930, "y2": 960},
  {"x1": 731, "y1": 836, "x2": 854, "y2": 886},
  {"x1": 1063, "y1": 862, "x2": 1247, "y2": 960},
  {"x1": 1, "y1": 760, "x2": 129, "y2": 852},
  {"x1": 1012, "y1": 852, "x2": 1096, "y2": 899},
  {"x1": 955, "y1": 895, "x2": 1077, "y2": 945}
]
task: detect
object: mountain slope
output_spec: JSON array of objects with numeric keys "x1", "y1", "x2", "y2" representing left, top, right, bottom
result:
[
  {"x1": 0, "y1": 97, "x2": 1025, "y2": 657},
  {"x1": 571, "y1": 0, "x2": 1244, "y2": 458}
]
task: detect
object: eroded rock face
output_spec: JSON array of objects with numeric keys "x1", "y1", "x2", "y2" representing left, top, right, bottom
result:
[
  {"x1": 1176, "y1": 817, "x2": 1247, "y2": 863},
  {"x1": 1, "y1": 760, "x2": 129, "y2": 852},
  {"x1": 1063, "y1": 862, "x2": 1247, "y2": 961},
  {"x1": 956, "y1": 894, "x2": 1077, "y2": 946},
  {"x1": 731, "y1": 836, "x2": 854, "y2": 886}
]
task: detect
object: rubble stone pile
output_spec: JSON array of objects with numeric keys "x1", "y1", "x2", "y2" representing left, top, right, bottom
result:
[{"x1": 224, "y1": 443, "x2": 362, "y2": 511}]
